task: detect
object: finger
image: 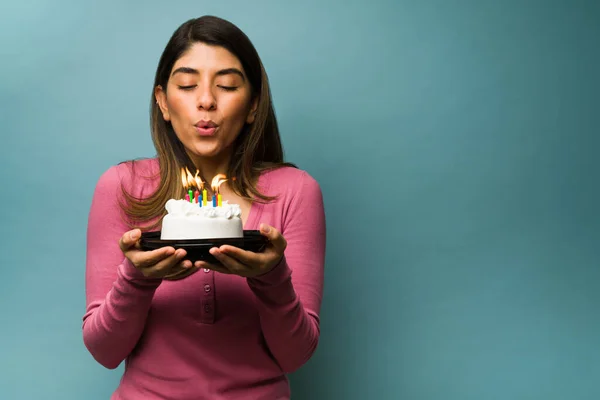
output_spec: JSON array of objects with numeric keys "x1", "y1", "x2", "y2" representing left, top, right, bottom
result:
[
  {"x1": 259, "y1": 224, "x2": 287, "y2": 253},
  {"x1": 119, "y1": 229, "x2": 142, "y2": 252},
  {"x1": 217, "y1": 245, "x2": 264, "y2": 268},
  {"x1": 165, "y1": 264, "x2": 200, "y2": 281},
  {"x1": 130, "y1": 246, "x2": 181, "y2": 270},
  {"x1": 195, "y1": 260, "x2": 232, "y2": 274},
  {"x1": 141, "y1": 248, "x2": 188, "y2": 277},
  {"x1": 209, "y1": 248, "x2": 250, "y2": 275},
  {"x1": 163, "y1": 259, "x2": 191, "y2": 278}
]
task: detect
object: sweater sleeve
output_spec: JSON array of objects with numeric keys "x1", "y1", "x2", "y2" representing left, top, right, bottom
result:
[
  {"x1": 247, "y1": 171, "x2": 326, "y2": 373},
  {"x1": 82, "y1": 164, "x2": 162, "y2": 369}
]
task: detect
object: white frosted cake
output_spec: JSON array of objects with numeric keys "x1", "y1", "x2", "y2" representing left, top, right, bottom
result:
[{"x1": 160, "y1": 198, "x2": 243, "y2": 240}]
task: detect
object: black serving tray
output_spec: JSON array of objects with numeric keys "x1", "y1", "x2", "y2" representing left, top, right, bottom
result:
[{"x1": 139, "y1": 230, "x2": 269, "y2": 264}]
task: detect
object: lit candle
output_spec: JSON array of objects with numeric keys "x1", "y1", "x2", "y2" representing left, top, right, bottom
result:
[
  {"x1": 182, "y1": 167, "x2": 198, "y2": 202},
  {"x1": 202, "y1": 189, "x2": 207, "y2": 206},
  {"x1": 181, "y1": 167, "x2": 188, "y2": 200},
  {"x1": 210, "y1": 174, "x2": 228, "y2": 208},
  {"x1": 192, "y1": 171, "x2": 203, "y2": 206}
]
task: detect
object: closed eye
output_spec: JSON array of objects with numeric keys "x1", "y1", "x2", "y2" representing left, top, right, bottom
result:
[
  {"x1": 178, "y1": 85, "x2": 197, "y2": 91},
  {"x1": 218, "y1": 85, "x2": 238, "y2": 91}
]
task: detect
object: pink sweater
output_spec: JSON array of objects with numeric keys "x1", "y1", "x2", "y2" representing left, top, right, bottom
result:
[{"x1": 82, "y1": 158, "x2": 326, "y2": 400}]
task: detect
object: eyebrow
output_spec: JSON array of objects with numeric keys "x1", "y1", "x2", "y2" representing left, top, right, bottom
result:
[{"x1": 171, "y1": 67, "x2": 246, "y2": 81}]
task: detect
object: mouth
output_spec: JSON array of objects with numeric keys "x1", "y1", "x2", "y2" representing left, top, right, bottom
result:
[{"x1": 194, "y1": 120, "x2": 218, "y2": 136}]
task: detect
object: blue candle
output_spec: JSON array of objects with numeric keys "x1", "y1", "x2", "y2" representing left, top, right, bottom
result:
[{"x1": 213, "y1": 195, "x2": 217, "y2": 207}]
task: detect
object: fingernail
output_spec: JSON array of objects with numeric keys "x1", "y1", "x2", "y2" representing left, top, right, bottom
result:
[
  {"x1": 130, "y1": 230, "x2": 140, "y2": 241},
  {"x1": 261, "y1": 224, "x2": 271, "y2": 233}
]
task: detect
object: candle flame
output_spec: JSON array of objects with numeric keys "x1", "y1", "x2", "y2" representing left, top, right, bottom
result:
[
  {"x1": 181, "y1": 167, "x2": 204, "y2": 190},
  {"x1": 180, "y1": 167, "x2": 189, "y2": 188},
  {"x1": 194, "y1": 170, "x2": 204, "y2": 190},
  {"x1": 211, "y1": 174, "x2": 228, "y2": 193},
  {"x1": 186, "y1": 168, "x2": 195, "y2": 188}
]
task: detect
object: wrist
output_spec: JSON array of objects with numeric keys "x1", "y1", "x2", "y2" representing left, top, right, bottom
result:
[
  {"x1": 247, "y1": 256, "x2": 290, "y2": 287},
  {"x1": 120, "y1": 258, "x2": 163, "y2": 286}
]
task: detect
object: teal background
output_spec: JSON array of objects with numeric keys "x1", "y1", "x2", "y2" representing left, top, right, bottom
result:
[{"x1": 1, "y1": 0, "x2": 598, "y2": 399}]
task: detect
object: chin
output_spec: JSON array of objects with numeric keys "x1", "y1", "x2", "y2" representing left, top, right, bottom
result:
[{"x1": 189, "y1": 145, "x2": 222, "y2": 159}]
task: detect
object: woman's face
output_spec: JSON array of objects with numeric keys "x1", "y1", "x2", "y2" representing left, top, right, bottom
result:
[{"x1": 156, "y1": 42, "x2": 256, "y2": 162}]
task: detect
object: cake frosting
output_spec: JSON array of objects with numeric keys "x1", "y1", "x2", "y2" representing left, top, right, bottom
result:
[{"x1": 160, "y1": 198, "x2": 243, "y2": 240}]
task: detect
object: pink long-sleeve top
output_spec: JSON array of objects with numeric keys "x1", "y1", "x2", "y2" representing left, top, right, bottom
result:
[{"x1": 82, "y1": 158, "x2": 326, "y2": 400}]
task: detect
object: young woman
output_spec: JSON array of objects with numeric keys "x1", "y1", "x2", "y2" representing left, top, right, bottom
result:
[{"x1": 83, "y1": 15, "x2": 326, "y2": 400}]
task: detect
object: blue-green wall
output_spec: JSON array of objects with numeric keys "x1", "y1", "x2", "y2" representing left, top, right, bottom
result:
[{"x1": 1, "y1": 1, "x2": 598, "y2": 399}]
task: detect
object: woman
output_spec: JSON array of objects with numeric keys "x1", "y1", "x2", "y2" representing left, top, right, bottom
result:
[{"x1": 83, "y1": 15, "x2": 326, "y2": 400}]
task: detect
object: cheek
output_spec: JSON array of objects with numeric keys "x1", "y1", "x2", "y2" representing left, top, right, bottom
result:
[
  {"x1": 223, "y1": 96, "x2": 252, "y2": 122},
  {"x1": 167, "y1": 93, "x2": 191, "y2": 120}
]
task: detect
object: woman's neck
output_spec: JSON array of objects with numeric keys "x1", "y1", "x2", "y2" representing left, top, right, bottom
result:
[{"x1": 187, "y1": 151, "x2": 231, "y2": 190}]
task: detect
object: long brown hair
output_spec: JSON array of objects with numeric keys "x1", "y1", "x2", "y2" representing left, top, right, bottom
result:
[{"x1": 120, "y1": 16, "x2": 294, "y2": 230}]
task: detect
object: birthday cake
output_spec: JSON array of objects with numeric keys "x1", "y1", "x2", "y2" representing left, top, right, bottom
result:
[
  {"x1": 159, "y1": 169, "x2": 243, "y2": 240},
  {"x1": 160, "y1": 199, "x2": 243, "y2": 240}
]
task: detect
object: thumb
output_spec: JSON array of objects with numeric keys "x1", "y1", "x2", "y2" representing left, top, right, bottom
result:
[
  {"x1": 260, "y1": 224, "x2": 286, "y2": 253},
  {"x1": 120, "y1": 229, "x2": 141, "y2": 252}
]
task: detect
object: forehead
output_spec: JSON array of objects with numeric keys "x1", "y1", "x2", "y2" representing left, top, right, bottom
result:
[{"x1": 172, "y1": 42, "x2": 243, "y2": 72}]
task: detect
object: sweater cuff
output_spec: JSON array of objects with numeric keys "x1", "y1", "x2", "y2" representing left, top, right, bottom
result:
[
  {"x1": 119, "y1": 258, "x2": 163, "y2": 288},
  {"x1": 247, "y1": 256, "x2": 292, "y2": 288}
]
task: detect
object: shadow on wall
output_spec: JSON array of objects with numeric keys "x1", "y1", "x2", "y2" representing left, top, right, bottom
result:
[{"x1": 282, "y1": 113, "x2": 398, "y2": 399}]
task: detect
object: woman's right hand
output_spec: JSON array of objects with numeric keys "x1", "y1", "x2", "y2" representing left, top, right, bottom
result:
[{"x1": 119, "y1": 229, "x2": 197, "y2": 279}]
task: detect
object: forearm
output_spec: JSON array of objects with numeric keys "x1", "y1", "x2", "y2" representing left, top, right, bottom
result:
[
  {"x1": 82, "y1": 259, "x2": 161, "y2": 369},
  {"x1": 247, "y1": 258, "x2": 320, "y2": 373}
]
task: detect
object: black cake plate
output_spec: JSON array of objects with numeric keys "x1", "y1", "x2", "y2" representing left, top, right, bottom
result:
[{"x1": 139, "y1": 230, "x2": 269, "y2": 264}]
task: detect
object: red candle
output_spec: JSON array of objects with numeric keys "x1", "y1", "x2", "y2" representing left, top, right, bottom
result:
[{"x1": 194, "y1": 190, "x2": 199, "y2": 204}]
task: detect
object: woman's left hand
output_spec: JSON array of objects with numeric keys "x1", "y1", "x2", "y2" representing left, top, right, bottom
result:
[{"x1": 195, "y1": 224, "x2": 287, "y2": 277}]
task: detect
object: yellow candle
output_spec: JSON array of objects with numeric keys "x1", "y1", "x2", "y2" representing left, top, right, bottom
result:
[
  {"x1": 202, "y1": 189, "x2": 207, "y2": 206},
  {"x1": 217, "y1": 194, "x2": 222, "y2": 207}
]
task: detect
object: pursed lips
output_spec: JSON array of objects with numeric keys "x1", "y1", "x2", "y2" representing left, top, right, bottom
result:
[{"x1": 194, "y1": 120, "x2": 218, "y2": 136}]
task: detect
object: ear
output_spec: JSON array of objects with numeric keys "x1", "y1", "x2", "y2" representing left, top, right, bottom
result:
[
  {"x1": 155, "y1": 85, "x2": 170, "y2": 121},
  {"x1": 246, "y1": 97, "x2": 259, "y2": 124}
]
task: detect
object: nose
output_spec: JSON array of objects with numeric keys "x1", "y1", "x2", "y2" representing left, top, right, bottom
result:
[{"x1": 197, "y1": 86, "x2": 217, "y2": 111}]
